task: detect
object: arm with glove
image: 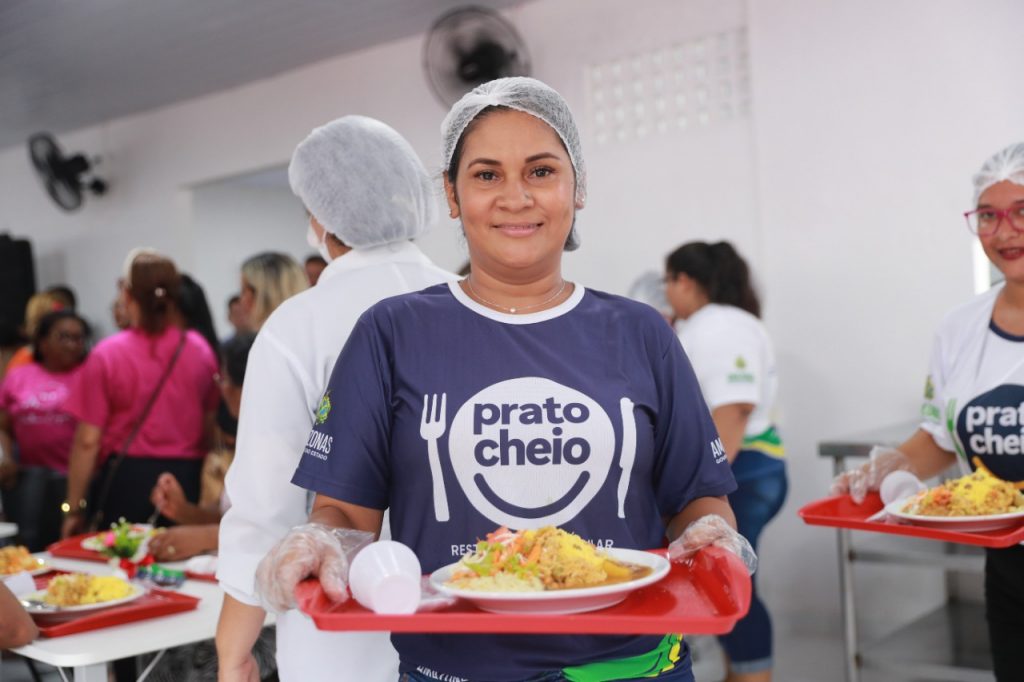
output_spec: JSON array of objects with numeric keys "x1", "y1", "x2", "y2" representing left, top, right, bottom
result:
[
  {"x1": 665, "y1": 496, "x2": 758, "y2": 575},
  {"x1": 254, "y1": 495, "x2": 382, "y2": 613},
  {"x1": 829, "y1": 429, "x2": 957, "y2": 504}
]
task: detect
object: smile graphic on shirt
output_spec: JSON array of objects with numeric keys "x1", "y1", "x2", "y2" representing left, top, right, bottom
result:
[{"x1": 444, "y1": 377, "x2": 618, "y2": 529}]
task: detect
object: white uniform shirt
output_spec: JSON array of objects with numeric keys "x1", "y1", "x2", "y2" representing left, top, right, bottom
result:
[
  {"x1": 217, "y1": 241, "x2": 456, "y2": 681},
  {"x1": 920, "y1": 284, "x2": 1024, "y2": 482},
  {"x1": 676, "y1": 303, "x2": 782, "y2": 456}
]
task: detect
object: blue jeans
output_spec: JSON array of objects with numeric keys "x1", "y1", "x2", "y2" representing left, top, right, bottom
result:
[
  {"x1": 717, "y1": 449, "x2": 787, "y2": 673},
  {"x1": 399, "y1": 666, "x2": 694, "y2": 682}
]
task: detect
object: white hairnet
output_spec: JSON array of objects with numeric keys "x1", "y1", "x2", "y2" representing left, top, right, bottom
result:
[
  {"x1": 288, "y1": 115, "x2": 437, "y2": 249},
  {"x1": 441, "y1": 77, "x2": 585, "y2": 251},
  {"x1": 973, "y1": 143, "x2": 1024, "y2": 204}
]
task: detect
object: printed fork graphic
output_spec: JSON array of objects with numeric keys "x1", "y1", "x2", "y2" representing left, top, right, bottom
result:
[{"x1": 420, "y1": 393, "x2": 450, "y2": 522}]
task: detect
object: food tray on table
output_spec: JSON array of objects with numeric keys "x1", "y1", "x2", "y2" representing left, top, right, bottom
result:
[
  {"x1": 47, "y1": 533, "x2": 217, "y2": 582},
  {"x1": 28, "y1": 573, "x2": 199, "y2": 638},
  {"x1": 798, "y1": 492, "x2": 1024, "y2": 548},
  {"x1": 296, "y1": 547, "x2": 751, "y2": 635}
]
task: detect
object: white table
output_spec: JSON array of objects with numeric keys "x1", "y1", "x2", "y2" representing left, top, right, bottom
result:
[{"x1": 11, "y1": 554, "x2": 272, "y2": 682}]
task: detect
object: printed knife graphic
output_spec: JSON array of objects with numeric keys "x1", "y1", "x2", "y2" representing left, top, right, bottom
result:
[{"x1": 617, "y1": 397, "x2": 637, "y2": 519}]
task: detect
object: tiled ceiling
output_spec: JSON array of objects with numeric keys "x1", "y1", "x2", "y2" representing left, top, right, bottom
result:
[{"x1": 0, "y1": 0, "x2": 524, "y2": 151}]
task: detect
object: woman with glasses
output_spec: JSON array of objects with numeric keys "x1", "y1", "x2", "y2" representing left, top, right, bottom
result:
[
  {"x1": 832, "y1": 142, "x2": 1024, "y2": 681},
  {"x1": 0, "y1": 310, "x2": 90, "y2": 550}
]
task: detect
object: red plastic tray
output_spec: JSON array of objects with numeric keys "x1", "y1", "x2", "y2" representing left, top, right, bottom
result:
[
  {"x1": 798, "y1": 492, "x2": 1024, "y2": 548},
  {"x1": 296, "y1": 547, "x2": 750, "y2": 635},
  {"x1": 47, "y1": 533, "x2": 107, "y2": 562},
  {"x1": 47, "y1": 533, "x2": 217, "y2": 582},
  {"x1": 28, "y1": 573, "x2": 200, "y2": 638}
]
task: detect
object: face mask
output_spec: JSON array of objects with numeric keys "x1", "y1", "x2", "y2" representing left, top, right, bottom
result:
[{"x1": 306, "y1": 223, "x2": 333, "y2": 263}]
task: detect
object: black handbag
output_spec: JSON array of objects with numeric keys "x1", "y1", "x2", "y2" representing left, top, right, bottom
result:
[{"x1": 87, "y1": 330, "x2": 187, "y2": 531}]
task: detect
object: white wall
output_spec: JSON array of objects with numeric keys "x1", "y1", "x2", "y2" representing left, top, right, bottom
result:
[{"x1": 3, "y1": 0, "x2": 1024, "y2": 645}]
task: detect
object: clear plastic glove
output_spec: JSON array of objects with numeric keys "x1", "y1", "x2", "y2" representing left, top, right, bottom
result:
[
  {"x1": 829, "y1": 446, "x2": 911, "y2": 504},
  {"x1": 668, "y1": 514, "x2": 758, "y2": 575},
  {"x1": 254, "y1": 523, "x2": 374, "y2": 613}
]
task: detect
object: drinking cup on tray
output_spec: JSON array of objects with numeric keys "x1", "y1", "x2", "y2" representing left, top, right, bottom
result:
[{"x1": 348, "y1": 541, "x2": 422, "y2": 614}]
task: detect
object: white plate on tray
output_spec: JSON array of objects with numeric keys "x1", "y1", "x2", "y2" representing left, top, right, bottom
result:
[
  {"x1": 2, "y1": 557, "x2": 51, "y2": 577},
  {"x1": 884, "y1": 499, "x2": 1024, "y2": 532},
  {"x1": 80, "y1": 524, "x2": 154, "y2": 552},
  {"x1": 21, "y1": 583, "x2": 147, "y2": 619},
  {"x1": 429, "y1": 548, "x2": 670, "y2": 615}
]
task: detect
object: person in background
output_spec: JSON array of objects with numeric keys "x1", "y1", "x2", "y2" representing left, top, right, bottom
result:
[
  {"x1": 303, "y1": 254, "x2": 327, "y2": 287},
  {"x1": 238, "y1": 253, "x2": 307, "y2": 331},
  {"x1": 61, "y1": 249, "x2": 219, "y2": 537},
  {"x1": 0, "y1": 581, "x2": 37, "y2": 648},
  {"x1": 0, "y1": 311, "x2": 91, "y2": 550},
  {"x1": 4, "y1": 291, "x2": 67, "y2": 374},
  {"x1": 832, "y1": 143, "x2": 1024, "y2": 682},
  {"x1": 216, "y1": 115, "x2": 455, "y2": 682},
  {"x1": 225, "y1": 294, "x2": 251, "y2": 343},
  {"x1": 45, "y1": 285, "x2": 77, "y2": 311},
  {"x1": 111, "y1": 278, "x2": 132, "y2": 331},
  {"x1": 178, "y1": 273, "x2": 220, "y2": 357},
  {"x1": 256, "y1": 77, "x2": 753, "y2": 682},
  {"x1": 148, "y1": 332, "x2": 256, "y2": 561},
  {"x1": 665, "y1": 241, "x2": 786, "y2": 682}
]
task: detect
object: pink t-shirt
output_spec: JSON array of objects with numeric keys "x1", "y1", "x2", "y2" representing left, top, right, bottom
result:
[
  {"x1": 66, "y1": 327, "x2": 219, "y2": 460},
  {"x1": 0, "y1": 363, "x2": 81, "y2": 473}
]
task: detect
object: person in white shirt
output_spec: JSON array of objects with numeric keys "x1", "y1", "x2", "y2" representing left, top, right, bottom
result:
[
  {"x1": 832, "y1": 143, "x2": 1024, "y2": 682},
  {"x1": 215, "y1": 115, "x2": 456, "y2": 682},
  {"x1": 665, "y1": 241, "x2": 786, "y2": 682}
]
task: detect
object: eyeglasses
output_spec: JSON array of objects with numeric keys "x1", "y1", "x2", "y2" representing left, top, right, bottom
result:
[
  {"x1": 56, "y1": 332, "x2": 85, "y2": 344},
  {"x1": 963, "y1": 205, "x2": 1024, "y2": 236}
]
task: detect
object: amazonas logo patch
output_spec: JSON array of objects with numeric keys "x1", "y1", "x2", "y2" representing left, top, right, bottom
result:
[{"x1": 447, "y1": 377, "x2": 615, "y2": 529}]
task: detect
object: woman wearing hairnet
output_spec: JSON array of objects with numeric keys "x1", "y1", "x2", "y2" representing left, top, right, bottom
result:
[
  {"x1": 215, "y1": 115, "x2": 455, "y2": 682},
  {"x1": 832, "y1": 143, "x2": 1024, "y2": 681},
  {"x1": 256, "y1": 77, "x2": 754, "y2": 681}
]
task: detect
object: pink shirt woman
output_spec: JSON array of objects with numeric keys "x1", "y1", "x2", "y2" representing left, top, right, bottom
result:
[
  {"x1": 0, "y1": 310, "x2": 90, "y2": 550},
  {"x1": 61, "y1": 251, "x2": 218, "y2": 536}
]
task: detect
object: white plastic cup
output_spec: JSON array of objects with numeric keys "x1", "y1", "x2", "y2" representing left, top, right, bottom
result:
[
  {"x1": 347, "y1": 541, "x2": 422, "y2": 614},
  {"x1": 880, "y1": 470, "x2": 926, "y2": 505}
]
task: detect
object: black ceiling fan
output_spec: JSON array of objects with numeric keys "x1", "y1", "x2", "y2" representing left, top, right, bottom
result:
[
  {"x1": 27, "y1": 132, "x2": 107, "y2": 212},
  {"x1": 423, "y1": 6, "x2": 531, "y2": 108}
]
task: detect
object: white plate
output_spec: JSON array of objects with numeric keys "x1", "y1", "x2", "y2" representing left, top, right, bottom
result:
[
  {"x1": 1, "y1": 557, "x2": 51, "y2": 577},
  {"x1": 429, "y1": 548, "x2": 670, "y2": 615},
  {"x1": 21, "y1": 582, "x2": 147, "y2": 618},
  {"x1": 885, "y1": 499, "x2": 1024, "y2": 532},
  {"x1": 80, "y1": 525, "x2": 153, "y2": 553}
]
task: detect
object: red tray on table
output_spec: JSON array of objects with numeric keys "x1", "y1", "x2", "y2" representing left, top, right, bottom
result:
[
  {"x1": 798, "y1": 492, "x2": 1024, "y2": 548},
  {"x1": 296, "y1": 547, "x2": 750, "y2": 635},
  {"x1": 28, "y1": 573, "x2": 200, "y2": 638},
  {"x1": 47, "y1": 533, "x2": 219, "y2": 582}
]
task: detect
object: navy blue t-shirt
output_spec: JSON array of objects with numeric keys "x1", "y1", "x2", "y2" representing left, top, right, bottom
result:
[{"x1": 292, "y1": 282, "x2": 736, "y2": 680}]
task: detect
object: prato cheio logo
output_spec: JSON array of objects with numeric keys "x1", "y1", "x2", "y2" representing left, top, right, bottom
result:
[
  {"x1": 956, "y1": 384, "x2": 1024, "y2": 480},
  {"x1": 447, "y1": 377, "x2": 615, "y2": 529}
]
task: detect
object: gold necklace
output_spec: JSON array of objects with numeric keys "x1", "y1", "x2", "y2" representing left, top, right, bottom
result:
[{"x1": 464, "y1": 278, "x2": 568, "y2": 314}]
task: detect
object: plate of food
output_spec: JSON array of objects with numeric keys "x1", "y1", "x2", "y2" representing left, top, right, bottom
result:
[
  {"x1": 429, "y1": 526, "x2": 670, "y2": 615},
  {"x1": 21, "y1": 573, "x2": 146, "y2": 618},
  {"x1": 80, "y1": 521, "x2": 155, "y2": 560},
  {"x1": 885, "y1": 468, "x2": 1024, "y2": 532},
  {"x1": 0, "y1": 545, "x2": 50, "y2": 576}
]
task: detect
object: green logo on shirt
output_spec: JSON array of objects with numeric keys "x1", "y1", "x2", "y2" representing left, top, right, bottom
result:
[
  {"x1": 316, "y1": 391, "x2": 332, "y2": 425},
  {"x1": 727, "y1": 356, "x2": 754, "y2": 384},
  {"x1": 924, "y1": 375, "x2": 935, "y2": 401}
]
